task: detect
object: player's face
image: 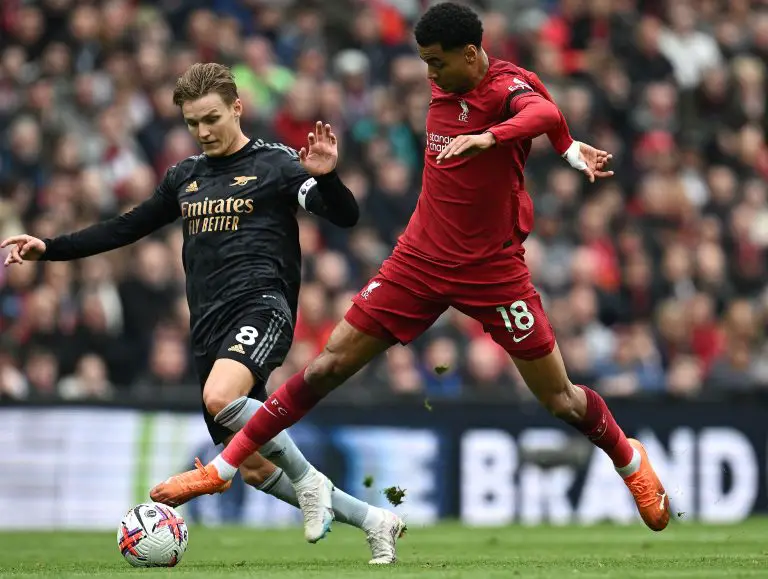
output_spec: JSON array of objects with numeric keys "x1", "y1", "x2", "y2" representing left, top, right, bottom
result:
[
  {"x1": 418, "y1": 43, "x2": 475, "y2": 93},
  {"x1": 181, "y1": 93, "x2": 243, "y2": 157}
]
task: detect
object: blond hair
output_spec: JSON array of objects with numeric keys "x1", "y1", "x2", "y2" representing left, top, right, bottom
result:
[{"x1": 172, "y1": 63, "x2": 238, "y2": 107}]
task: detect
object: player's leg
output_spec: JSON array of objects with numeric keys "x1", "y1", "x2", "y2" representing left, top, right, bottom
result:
[
  {"x1": 216, "y1": 392, "x2": 404, "y2": 553},
  {"x1": 151, "y1": 355, "x2": 360, "y2": 543},
  {"x1": 153, "y1": 272, "x2": 441, "y2": 557},
  {"x1": 149, "y1": 301, "x2": 330, "y2": 541},
  {"x1": 154, "y1": 321, "x2": 403, "y2": 551},
  {"x1": 205, "y1": 359, "x2": 313, "y2": 485},
  {"x1": 227, "y1": 431, "x2": 403, "y2": 564},
  {"x1": 235, "y1": 439, "x2": 289, "y2": 495},
  {"x1": 215, "y1": 317, "x2": 394, "y2": 474},
  {"x1": 512, "y1": 344, "x2": 669, "y2": 531},
  {"x1": 217, "y1": 304, "x2": 418, "y2": 561},
  {"x1": 149, "y1": 296, "x2": 408, "y2": 547},
  {"x1": 154, "y1": 341, "x2": 339, "y2": 539},
  {"x1": 216, "y1": 275, "x2": 445, "y2": 475},
  {"x1": 216, "y1": 315, "x2": 380, "y2": 542},
  {"x1": 471, "y1": 291, "x2": 669, "y2": 531},
  {"x1": 148, "y1": 357, "x2": 275, "y2": 504},
  {"x1": 237, "y1": 440, "x2": 405, "y2": 565}
]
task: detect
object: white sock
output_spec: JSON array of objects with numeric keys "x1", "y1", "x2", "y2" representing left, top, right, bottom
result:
[
  {"x1": 361, "y1": 505, "x2": 385, "y2": 532},
  {"x1": 259, "y1": 435, "x2": 311, "y2": 482},
  {"x1": 616, "y1": 448, "x2": 642, "y2": 478},
  {"x1": 211, "y1": 454, "x2": 238, "y2": 480},
  {"x1": 332, "y1": 487, "x2": 371, "y2": 529},
  {"x1": 253, "y1": 468, "x2": 371, "y2": 529},
  {"x1": 214, "y1": 397, "x2": 310, "y2": 481}
]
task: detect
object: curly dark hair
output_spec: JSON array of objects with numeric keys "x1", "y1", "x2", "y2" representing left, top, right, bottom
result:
[{"x1": 414, "y1": 2, "x2": 484, "y2": 51}]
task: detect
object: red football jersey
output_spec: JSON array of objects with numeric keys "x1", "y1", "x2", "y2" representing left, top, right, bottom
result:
[{"x1": 398, "y1": 58, "x2": 572, "y2": 266}]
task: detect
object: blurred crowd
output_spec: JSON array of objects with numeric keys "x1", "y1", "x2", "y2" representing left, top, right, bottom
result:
[{"x1": 0, "y1": 0, "x2": 767, "y2": 405}]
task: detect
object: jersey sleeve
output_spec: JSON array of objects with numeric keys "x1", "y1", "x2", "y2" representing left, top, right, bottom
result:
[
  {"x1": 518, "y1": 71, "x2": 574, "y2": 155},
  {"x1": 279, "y1": 152, "x2": 359, "y2": 228},
  {"x1": 487, "y1": 71, "x2": 574, "y2": 155},
  {"x1": 42, "y1": 166, "x2": 181, "y2": 261},
  {"x1": 502, "y1": 76, "x2": 537, "y2": 114},
  {"x1": 278, "y1": 149, "x2": 320, "y2": 210}
]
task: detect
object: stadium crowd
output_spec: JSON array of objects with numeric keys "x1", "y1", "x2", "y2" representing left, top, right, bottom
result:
[{"x1": 0, "y1": 0, "x2": 766, "y2": 404}]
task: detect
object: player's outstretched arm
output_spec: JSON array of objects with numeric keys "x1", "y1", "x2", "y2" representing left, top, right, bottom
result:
[
  {"x1": 2, "y1": 192, "x2": 179, "y2": 266},
  {"x1": 290, "y1": 121, "x2": 359, "y2": 228},
  {"x1": 491, "y1": 72, "x2": 613, "y2": 182}
]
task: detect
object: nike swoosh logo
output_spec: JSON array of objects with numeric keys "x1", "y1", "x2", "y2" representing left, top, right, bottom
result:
[
  {"x1": 658, "y1": 492, "x2": 667, "y2": 511},
  {"x1": 512, "y1": 331, "x2": 533, "y2": 343}
]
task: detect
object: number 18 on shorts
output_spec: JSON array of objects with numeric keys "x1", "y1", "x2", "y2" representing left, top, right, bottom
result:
[
  {"x1": 496, "y1": 300, "x2": 535, "y2": 342},
  {"x1": 465, "y1": 294, "x2": 555, "y2": 361}
]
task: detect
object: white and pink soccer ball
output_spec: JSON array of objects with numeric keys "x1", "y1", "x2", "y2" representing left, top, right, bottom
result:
[{"x1": 117, "y1": 502, "x2": 189, "y2": 567}]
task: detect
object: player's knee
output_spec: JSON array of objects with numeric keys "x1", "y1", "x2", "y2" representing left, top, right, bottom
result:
[
  {"x1": 203, "y1": 361, "x2": 255, "y2": 416},
  {"x1": 202, "y1": 387, "x2": 236, "y2": 417}
]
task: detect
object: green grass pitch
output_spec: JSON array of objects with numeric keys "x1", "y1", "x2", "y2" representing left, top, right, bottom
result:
[{"x1": 1, "y1": 520, "x2": 767, "y2": 578}]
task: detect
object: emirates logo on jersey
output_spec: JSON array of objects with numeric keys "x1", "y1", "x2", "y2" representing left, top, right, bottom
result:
[{"x1": 458, "y1": 99, "x2": 469, "y2": 122}]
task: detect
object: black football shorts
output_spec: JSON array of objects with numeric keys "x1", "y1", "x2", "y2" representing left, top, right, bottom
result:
[{"x1": 194, "y1": 292, "x2": 294, "y2": 444}]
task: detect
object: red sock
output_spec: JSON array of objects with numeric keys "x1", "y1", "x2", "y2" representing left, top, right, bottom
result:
[
  {"x1": 574, "y1": 385, "x2": 634, "y2": 468},
  {"x1": 221, "y1": 370, "x2": 324, "y2": 468}
]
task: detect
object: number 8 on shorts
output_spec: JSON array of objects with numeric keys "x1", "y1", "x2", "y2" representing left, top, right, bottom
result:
[{"x1": 235, "y1": 325, "x2": 259, "y2": 346}]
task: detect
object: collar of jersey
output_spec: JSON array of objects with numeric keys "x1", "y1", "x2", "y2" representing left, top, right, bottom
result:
[{"x1": 204, "y1": 138, "x2": 255, "y2": 166}]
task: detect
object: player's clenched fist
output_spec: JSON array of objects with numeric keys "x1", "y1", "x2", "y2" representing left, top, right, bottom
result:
[
  {"x1": 436, "y1": 131, "x2": 496, "y2": 163},
  {"x1": 1, "y1": 234, "x2": 46, "y2": 266}
]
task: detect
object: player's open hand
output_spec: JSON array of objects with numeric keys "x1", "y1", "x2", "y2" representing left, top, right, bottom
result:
[
  {"x1": 574, "y1": 142, "x2": 614, "y2": 183},
  {"x1": 299, "y1": 121, "x2": 338, "y2": 176},
  {"x1": 436, "y1": 132, "x2": 496, "y2": 163},
  {"x1": 1, "y1": 234, "x2": 46, "y2": 266}
]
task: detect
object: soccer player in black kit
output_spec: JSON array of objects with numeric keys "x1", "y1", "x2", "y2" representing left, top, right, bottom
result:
[{"x1": 2, "y1": 63, "x2": 404, "y2": 564}]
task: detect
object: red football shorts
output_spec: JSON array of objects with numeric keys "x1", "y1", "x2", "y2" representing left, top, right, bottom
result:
[{"x1": 345, "y1": 245, "x2": 556, "y2": 361}]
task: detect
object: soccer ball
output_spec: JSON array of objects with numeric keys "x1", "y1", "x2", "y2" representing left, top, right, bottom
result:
[{"x1": 117, "y1": 503, "x2": 189, "y2": 567}]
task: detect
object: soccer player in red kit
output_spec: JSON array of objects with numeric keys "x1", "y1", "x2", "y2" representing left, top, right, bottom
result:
[{"x1": 152, "y1": 2, "x2": 670, "y2": 535}]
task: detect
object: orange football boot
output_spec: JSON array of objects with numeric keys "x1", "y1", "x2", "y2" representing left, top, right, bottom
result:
[
  {"x1": 149, "y1": 458, "x2": 231, "y2": 507},
  {"x1": 623, "y1": 439, "x2": 670, "y2": 531}
]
